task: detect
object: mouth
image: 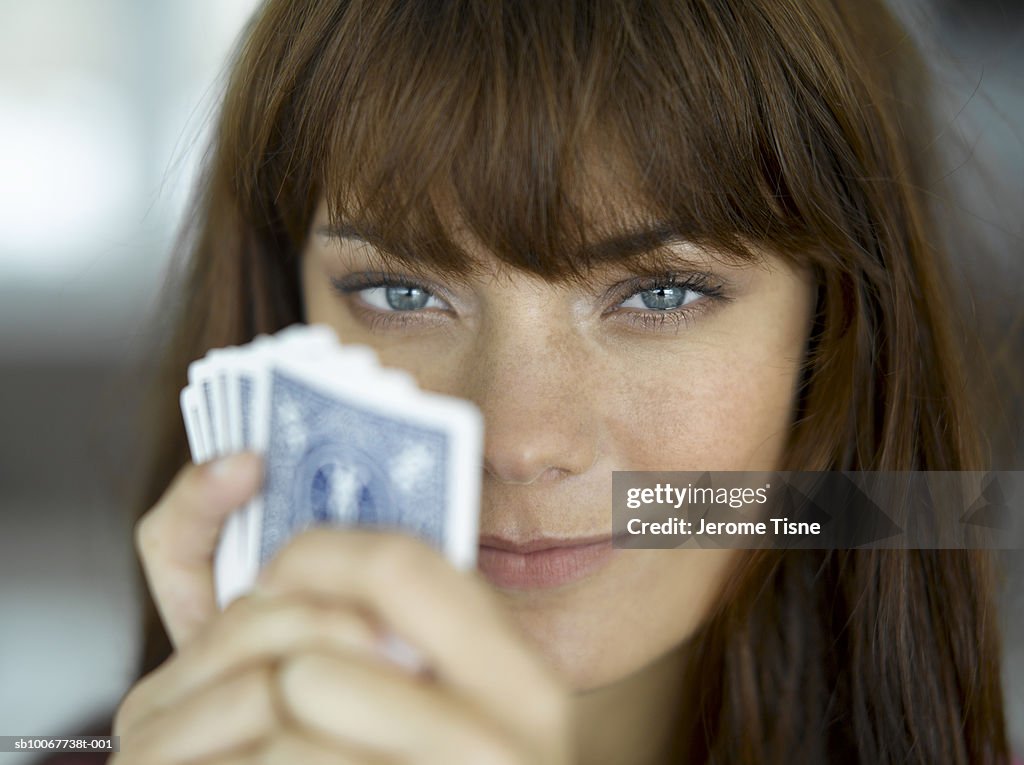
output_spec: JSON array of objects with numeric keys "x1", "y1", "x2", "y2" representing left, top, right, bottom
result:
[{"x1": 476, "y1": 534, "x2": 617, "y2": 590}]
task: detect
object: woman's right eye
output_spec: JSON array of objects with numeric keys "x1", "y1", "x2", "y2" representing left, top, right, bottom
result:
[{"x1": 329, "y1": 273, "x2": 453, "y2": 327}]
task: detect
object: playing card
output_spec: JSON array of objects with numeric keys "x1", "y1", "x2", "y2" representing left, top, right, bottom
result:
[
  {"x1": 180, "y1": 324, "x2": 484, "y2": 609},
  {"x1": 188, "y1": 358, "x2": 229, "y2": 457},
  {"x1": 180, "y1": 385, "x2": 209, "y2": 462},
  {"x1": 258, "y1": 354, "x2": 482, "y2": 570}
]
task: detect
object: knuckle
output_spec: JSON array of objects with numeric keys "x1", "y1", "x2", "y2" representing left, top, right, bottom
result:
[
  {"x1": 460, "y1": 732, "x2": 523, "y2": 765},
  {"x1": 224, "y1": 598, "x2": 306, "y2": 646},
  {"x1": 110, "y1": 698, "x2": 133, "y2": 737},
  {"x1": 210, "y1": 593, "x2": 256, "y2": 634},
  {"x1": 111, "y1": 676, "x2": 151, "y2": 737},
  {"x1": 366, "y1": 533, "x2": 429, "y2": 584},
  {"x1": 255, "y1": 735, "x2": 284, "y2": 764},
  {"x1": 254, "y1": 730, "x2": 307, "y2": 765},
  {"x1": 199, "y1": 595, "x2": 374, "y2": 664},
  {"x1": 273, "y1": 652, "x2": 323, "y2": 715},
  {"x1": 290, "y1": 525, "x2": 337, "y2": 553},
  {"x1": 132, "y1": 512, "x2": 159, "y2": 558},
  {"x1": 271, "y1": 526, "x2": 334, "y2": 570},
  {"x1": 308, "y1": 604, "x2": 376, "y2": 645},
  {"x1": 133, "y1": 463, "x2": 199, "y2": 558},
  {"x1": 193, "y1": 592, "x2": 270, "y2": 651}
]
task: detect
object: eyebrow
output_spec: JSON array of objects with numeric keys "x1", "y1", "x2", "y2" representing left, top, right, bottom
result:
[
  {"x1": 583, "y1": 222, "x2": 691, "y2": 262},
  {"x1": 315, "y1": 220, "x2": 694, "y2": 264}
]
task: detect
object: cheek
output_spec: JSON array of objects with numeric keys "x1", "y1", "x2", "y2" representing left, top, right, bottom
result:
[
  {"x1": 602, "y1": 270, "x2": 811, "y2": 474},
  {"x1": 505, "y1": 547, "x2": 743, "y2": 691},
  {"x1": 603, "y1": 349, "x2": 802, "y2": 472},
  {"x1": 530, "y1": 345, "x2": 804, "y2": 689}
]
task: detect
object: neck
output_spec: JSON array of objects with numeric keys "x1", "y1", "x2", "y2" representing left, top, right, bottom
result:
[{"x1": 572, "y1": 643, "x2": 690, "y2": 765}]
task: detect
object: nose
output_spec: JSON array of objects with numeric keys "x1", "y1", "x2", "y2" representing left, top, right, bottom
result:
[{"x1": 460, "y1": 321, "x2": 600, "y2": 485}]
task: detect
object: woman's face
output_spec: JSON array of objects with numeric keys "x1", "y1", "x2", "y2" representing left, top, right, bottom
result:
[{"x1": 300, "y1": 196, "x2": 815, "y2": 691}]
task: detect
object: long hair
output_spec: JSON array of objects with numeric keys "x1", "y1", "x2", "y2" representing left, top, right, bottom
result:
[{"x1": 135, "y1": 0, "x2": 1010, "y2": 761}]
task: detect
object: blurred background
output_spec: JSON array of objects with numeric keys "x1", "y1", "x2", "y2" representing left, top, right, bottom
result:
[
  {"x1": 0, "y1": 1, "x2": 1021, "y2": 761},
  {"x1": 0, "y1": 1, "x2": 264, "y2": 759}
]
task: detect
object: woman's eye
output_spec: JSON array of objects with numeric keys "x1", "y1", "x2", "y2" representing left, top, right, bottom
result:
[
  {"x1": 618, "y1": 285, "x2": 702, "y2": 311},
  {"x1": 606, "y1": 274, "x2": 729, "y2": 330},
  {"x1": 358, "y1": 285, "x2": 445, "y2": 312}
]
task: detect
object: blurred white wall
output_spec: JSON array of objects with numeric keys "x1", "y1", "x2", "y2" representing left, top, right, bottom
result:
[
  {"x1": 0, "y1": 0, "x2": 260, "y2": 363},
  {"x1": 0, "y1": 3, "x2": 261, "y2": 762}
]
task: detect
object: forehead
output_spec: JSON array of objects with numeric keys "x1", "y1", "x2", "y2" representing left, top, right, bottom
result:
[
  {"x1": 310, "y1": 144, "x2": 763, "y2": 284},
  {"x1": 310, "y1": 202, "x2": 756, "y2": 283}
]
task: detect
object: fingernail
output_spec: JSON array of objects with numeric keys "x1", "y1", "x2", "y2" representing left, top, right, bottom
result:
[
  {"x1": 209, "y1": 452, "x2": 251, "y2": 479},
  {"x1": 376, "y1": 632, "x2": 429, "y2": 674}
]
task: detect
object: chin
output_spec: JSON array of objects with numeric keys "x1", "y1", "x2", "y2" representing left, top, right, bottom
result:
[
  {"x1": 493, "y1": 588, "x2": 684, "y2": 692},
  {"x1": 483, "y1": 548, "x2": 729, "y2": 692}
]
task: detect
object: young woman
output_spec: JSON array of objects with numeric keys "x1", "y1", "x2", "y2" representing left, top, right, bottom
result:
[{"x1": 108, "y1": 0, "x2": 1014, "y2": 762}]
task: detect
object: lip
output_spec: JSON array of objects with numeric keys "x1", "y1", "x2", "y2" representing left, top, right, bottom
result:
[{"x1": 476, "y1": 534, "x2": 617, "y2": 590}]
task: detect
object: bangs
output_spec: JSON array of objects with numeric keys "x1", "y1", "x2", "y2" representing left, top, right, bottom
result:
[{"x1": 236, "y1": 0, "x2": 885, "y2": 282}]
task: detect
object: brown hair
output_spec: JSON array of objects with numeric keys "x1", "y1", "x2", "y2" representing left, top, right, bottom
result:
[{"x1": 137, "y1": 0, "x2": 1011, "y2": 761}]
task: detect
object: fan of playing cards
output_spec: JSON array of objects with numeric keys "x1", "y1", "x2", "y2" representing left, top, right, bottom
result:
[{"x1": 180, "y1": 324, "x2": 484, "y2": 609}]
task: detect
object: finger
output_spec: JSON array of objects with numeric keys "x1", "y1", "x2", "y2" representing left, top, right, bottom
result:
[
  {"x1": 277, "y1": 648, "x2": 529, "y2": 765},
  {"x1": 135, "y1": 452, "x2": 263, "y2": 647},
  {"x1": 201, "y1": 730, "x2": 388, "y2": 765},
  {"x1": 259, "y1": 529, "x2": 567, "y2": 741},
  {"x1": 117, "y1": 594, "x2": 380, "y2": 735},
  {"x1": 115, "y1": 664, "x2": 277, "y2": 765}
]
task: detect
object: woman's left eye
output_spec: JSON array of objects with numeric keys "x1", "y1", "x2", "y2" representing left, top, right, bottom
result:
[
  {"x1": 618, "y1": 284, "x2": 701, "y2": 311},
  {"x1": 358, "y1": 285, "x2": 445, "y2": 312},
  {"x1": 606, "y1": 274, "x2": 729, "y2": 329},
  {"x1": 613, "y1": 273, "x2": 726, "y2": 313}
]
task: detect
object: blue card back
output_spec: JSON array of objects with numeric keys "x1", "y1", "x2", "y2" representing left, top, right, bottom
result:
[{"x1": 260, "y1": 369, "x2": 450, "y2": 566}]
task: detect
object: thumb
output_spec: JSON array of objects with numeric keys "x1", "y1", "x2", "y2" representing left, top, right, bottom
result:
[{"x1": 135, "y1": 452, "x2": 263, "y2": 647}]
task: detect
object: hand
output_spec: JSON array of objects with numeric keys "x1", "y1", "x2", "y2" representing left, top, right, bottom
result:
[
  {"x1": 113, "y1": 529, "x2": 573, "y2": 764},
  {"x1": 134, "y1": 453, "x2": 263, "y2": 648}
]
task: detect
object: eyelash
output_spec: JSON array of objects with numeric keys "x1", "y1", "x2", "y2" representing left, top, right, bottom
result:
[
  {"x1": 329, "y1": 271, "x2": 729, "y2": 332},
  {"x1": 330, "y1": 272, "x2": 449, "y2": 332},
  {"x1": 605, "y1": 273, "x2": 728, "y2": 330}
]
